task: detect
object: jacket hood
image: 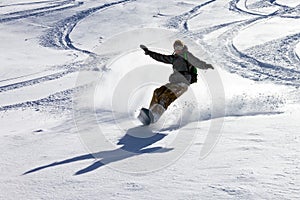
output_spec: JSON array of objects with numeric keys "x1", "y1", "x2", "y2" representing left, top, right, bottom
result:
[{"x1": 183, "y1": 45, "x2": 188, "y2": 52}]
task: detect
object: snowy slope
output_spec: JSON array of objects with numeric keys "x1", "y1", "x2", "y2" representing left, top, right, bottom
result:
[{"x1": 0, "y1": 0, "x2": 300, "y2": 199}]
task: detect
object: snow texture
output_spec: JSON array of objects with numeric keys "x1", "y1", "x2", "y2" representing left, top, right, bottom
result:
[{"x1": 0, "y1": 0, "x2": 300, "y2": 199}]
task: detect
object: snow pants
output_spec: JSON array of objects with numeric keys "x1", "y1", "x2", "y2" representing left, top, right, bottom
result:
[{"x1": 149, "y1": 83, "x2": 188, "y2": 119}]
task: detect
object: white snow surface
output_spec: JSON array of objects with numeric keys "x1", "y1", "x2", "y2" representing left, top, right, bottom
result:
[{"x1": 1, "y1": 0, "x2": 300, "y2": 199}]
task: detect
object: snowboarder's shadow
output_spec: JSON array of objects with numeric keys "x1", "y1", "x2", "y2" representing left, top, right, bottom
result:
[{"x1": 23, "y1": 127, "x2": 172, "y2": 175}]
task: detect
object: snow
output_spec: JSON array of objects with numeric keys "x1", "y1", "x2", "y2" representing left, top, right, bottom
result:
[
  {"x1": 236, "y1": 0, "x2": 279, "y2": 15},
  {"x1": 233, "y1": 17, "x2": 300, "y2": 51},
  {"x1": 1, "y1": 0, "x2": 300, "y2": 199},
  {"x1": 276, "y1": 0, "x2": 300, "y2": 7},
  {"x1": 296, "y1": 42, "x2": 300, "y2": 62},
  {"x1": 0, "y1": 71, "x2": 91, "y2": 107},
  {"x1": 188, "y1": 2, "x2": 252, "y2": 31}
]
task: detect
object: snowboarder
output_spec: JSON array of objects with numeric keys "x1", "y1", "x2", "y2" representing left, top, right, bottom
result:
[{"x1": 138, "y1": 40, "x2": 214, "y2": 125}]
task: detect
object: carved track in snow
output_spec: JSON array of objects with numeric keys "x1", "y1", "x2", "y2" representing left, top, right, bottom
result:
[
  {"x1": 0, "y1": 0, "x2": 82, "y2": 23},
  {"x1": 39, "y1": 0, "x2": 133, "y2": 53},
  {"x1": 0, "y1": 0, "x2": 134, "y2": 111}
]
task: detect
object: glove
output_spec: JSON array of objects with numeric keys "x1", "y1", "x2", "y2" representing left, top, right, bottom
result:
[
  {"x1": 206, "y1": 64, "x2": 214, "y2": 70},
  {"x1": 140, "y1": 44, "x2": 150, "y2": 55}
]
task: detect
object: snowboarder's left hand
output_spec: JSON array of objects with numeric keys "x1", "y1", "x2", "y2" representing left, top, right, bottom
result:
[{"x1": 140, "y1": 44, "x2": 150, "y2": 55}]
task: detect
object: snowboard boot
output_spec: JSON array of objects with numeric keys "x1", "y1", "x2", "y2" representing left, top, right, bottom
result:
[{"x1": 138, "y1": 108, "x2": 154, "y2": 125}]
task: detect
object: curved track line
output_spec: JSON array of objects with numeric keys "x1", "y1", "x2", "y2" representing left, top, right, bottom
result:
[
  {"x1": 0, "y1": 67, "x2": 76, "y2": 93},
  {"x1": 166, "y1": 0, "x2": 216, "y2": 31},
  {"x1": 1, "y1": 0, "x2": 75, "y2": 16},
  {"x1": 209, "y1": 21, "x2": 300, "y2": 86},
  {"x1": 0, "y1": 0, "x2": 82, "y2": 23},
  {"x1": 40, "y1": 0, "x2": 133, "y2": 54},
  {"x1": 230, "y1": 0, "x2": 300, "y2": 19},
  {"x1": 0, "y1": 1, "x2": 55, "y2": 8},
  {"x1": 244, "y1": 33, "x2": 300, "y2": 70},
  {"x1": 0, "y1": 70, "x2": 48, "y2": 83},
  {"x1": 229, "y1": 0, "x2": 275, "y2": 16},
  {"x1": 0, "y1": 86, "x2": 83, "y2": 112},
  {"x1": 231, "y1": 43, "x2": 300, "y2": 84}
]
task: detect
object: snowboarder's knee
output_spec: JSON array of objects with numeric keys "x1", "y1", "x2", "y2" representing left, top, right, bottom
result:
[{"x1": 153, "y1": 86, "x2": 166, "y2": 97}]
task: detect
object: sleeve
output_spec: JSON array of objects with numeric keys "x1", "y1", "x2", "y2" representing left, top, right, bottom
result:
[
  {"x1": 187, "y1": 52, "x2": 211, "y2": 69},
  {"x1": 147, "y1": 50, "x2": 174, "y2": 64}
]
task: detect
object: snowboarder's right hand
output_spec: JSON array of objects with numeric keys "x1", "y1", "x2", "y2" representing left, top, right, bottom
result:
[
  {"x1": 206, "y1": 63, "x2": 214, "y2": 69},
  {"x1": 140, "y1": 44, "x2": 150, "y2": 55}
]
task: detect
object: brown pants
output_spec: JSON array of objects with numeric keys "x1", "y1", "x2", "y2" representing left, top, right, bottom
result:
[{"x1": 149, "y1": 83, "x2": 188, "y2": 110}]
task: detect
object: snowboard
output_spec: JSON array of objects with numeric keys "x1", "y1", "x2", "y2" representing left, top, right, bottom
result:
[{"x1": 137, "y1": 108, "x2": 154, "y2": 125}]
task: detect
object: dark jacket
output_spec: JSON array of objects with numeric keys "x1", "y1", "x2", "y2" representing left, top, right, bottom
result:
[{"x1": 147, "y1": 46, "x2": 211, "y2": 84}]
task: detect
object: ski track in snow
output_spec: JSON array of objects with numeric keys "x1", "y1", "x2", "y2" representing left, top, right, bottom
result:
[
  {"x1": 0, "y1": 64, "x2": 77, "y2": 93},
  {"x1": 226, "y1": 1, "x2": 300, "y2": 86},
  {"x1": 0, "y1": 0, "x2": 134, "y2": 111},
  {"x1": 40, "y1": 0, "x2": 133, "y2": 53},
  {"x1": 0, "y1": 87, "x2": 75, "y2": 112},
  {"x1": 0, "y1": 0, "x2": 83, "y2": 23}
]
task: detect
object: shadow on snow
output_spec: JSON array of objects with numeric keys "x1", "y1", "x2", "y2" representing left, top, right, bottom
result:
[{"x1": 23, "y1": 127, "x2": 172, "y2": 176}]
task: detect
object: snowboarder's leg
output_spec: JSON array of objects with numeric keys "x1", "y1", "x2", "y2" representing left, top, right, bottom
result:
[
  {"x1": 149, "y1": 83, "x2": 188, "y2": 122},
  {"x1": 149, "y1": 85, "x2": 168, "y2": 108},
  {"x1": 160, "y1": 83, "x2": 188, "y2": 109}
]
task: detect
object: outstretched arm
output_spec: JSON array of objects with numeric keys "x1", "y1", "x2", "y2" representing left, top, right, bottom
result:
[
  {"x1": 187, "y1": 52, "x2": 214, "y2": 70},
  {"x1": 140, "y1": 45, "x2": 173, "y2": 64}
]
